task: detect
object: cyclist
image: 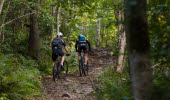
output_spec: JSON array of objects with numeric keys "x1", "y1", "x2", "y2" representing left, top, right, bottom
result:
[
  {"x1": 51, "y1": 32, "x2": 70, "y2": 69},
  {"x1": 75, "y1": 34, "x2": 91, "y2": 66}
]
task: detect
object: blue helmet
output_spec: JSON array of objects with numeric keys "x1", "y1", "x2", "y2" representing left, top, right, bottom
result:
[{"x1": 78, "y1": 34, "x2": 86, "y2": 41}]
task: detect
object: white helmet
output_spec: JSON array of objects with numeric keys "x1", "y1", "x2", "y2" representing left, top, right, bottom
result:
[{"x1": 57, "y1": 32, "x2": 63, "y2": 37}]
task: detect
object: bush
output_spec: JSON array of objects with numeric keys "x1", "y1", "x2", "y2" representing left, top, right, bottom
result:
[
  {"x1": 0, "y1": 53, "x2": 42, "y2": 100},
  {"x1": 94, "y1": 66, "x2": 132, "y2": 100}
]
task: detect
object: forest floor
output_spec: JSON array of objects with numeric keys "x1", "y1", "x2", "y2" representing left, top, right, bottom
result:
[{"x1": 40, "y1": 48, "x2": 116, "y2": 100}]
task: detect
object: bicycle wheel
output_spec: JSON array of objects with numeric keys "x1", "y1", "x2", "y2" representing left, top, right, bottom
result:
[
  {"x1": 63, "y1": 61, "x2": 68, "y2": 75},
  {"x1": 53, "y1": 62, "x2": 59, "y2": 81},
  {"x1": 80, "y1": 56, "x2": 88, "y2": 76},
  {"x1": 84, "y1": 61, "x2": 89, "y2": 76},
  {"x1": 58, "y1": 61, "x2": 68, "y2": 78},
  {"x1": 79, "y1": 61, "x2": 83, "y2": 76},
  {"x1": 82, "y1": 64, "x2": 88, "y2": 76},
  {"x1": 81, "y1": 59, "x2": 88, "y2": 76}
]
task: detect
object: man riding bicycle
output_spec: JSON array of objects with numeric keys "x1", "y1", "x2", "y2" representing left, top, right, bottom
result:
[
  {"x1": 75, "y1": 34, "x2": 91, "y2": 66},
  {"x1": 52, "y1": 32, "x2": 70, "y2": 68}
]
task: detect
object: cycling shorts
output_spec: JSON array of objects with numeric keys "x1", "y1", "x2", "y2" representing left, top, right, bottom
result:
[
  {"x1": 78, "y1": 42, "x2": 88, "y2": 54},
  {"x1": 52, "y1": 49, "x2": 64, "y2": 61}
]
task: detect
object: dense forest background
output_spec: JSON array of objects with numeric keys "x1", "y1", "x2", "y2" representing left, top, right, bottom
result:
[{"x1": 0, "y1": 0, "x2": 170, "y2": 100}]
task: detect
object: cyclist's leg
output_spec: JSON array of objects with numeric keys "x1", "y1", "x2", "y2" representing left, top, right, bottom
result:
[
  {"x1": 83, "y1": 47, "x2": 88, "y2": 65},
  {"x1": 84, "y1": 53, "x2": 88, "y2": 65},
  {"x1": 78, "y1": 45, "x2": 82, "y2": 61},
  {"x1": 57, "y1": 49, "x2": 65, "y2": 66},
  {"x1": 61, "y1": 56, "x2": 65, "y2": 66},
  {"x1": 52, "y1": 53, "x2": 58, "y2": 67},
  {"x1": 78, "y1": 52, "x2": 81, "y2": 61}
]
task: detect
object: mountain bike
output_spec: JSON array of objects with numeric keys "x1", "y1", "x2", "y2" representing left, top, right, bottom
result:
[
  {"x1": 79, "y1": 52, "x2": 88, "y2": 76},
  {"x1": 53, "y1": 54, "x2": 70, "y2": 81}
]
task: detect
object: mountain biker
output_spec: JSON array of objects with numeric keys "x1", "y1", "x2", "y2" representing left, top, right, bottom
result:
[
  {"x1": 52, "y1": 32, "x2": 70, "y2": 68},
  {"x1": 75, "y1": 34, "x2": 91, "y2": 66}
]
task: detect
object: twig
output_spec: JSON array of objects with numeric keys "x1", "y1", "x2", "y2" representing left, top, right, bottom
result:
[{"x1": 151, "y1": 62, "x2": 162, "y2": 68}]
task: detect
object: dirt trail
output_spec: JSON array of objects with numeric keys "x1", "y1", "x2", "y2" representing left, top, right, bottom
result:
[{"x1": 41, "y1": 48, "x2": 116, "y2": 100}]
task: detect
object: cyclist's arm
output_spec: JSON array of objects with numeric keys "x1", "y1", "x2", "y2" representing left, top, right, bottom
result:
[
  {"x1": 86, "y1": 40, "x2": 91, "y2": 51},
  {"x1": 62, "y1": 39, "x2": 70, "y2": 54},
  {"x1": 64, "y1": 46, "x2": 70, "y2": 54}
]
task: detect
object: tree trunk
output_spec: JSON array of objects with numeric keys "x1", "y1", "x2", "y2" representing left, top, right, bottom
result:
[
  {"x1": 125, "y1": 0, "x2": 152, "y2": 100},
  {"x1": 29, "y1": 5, "x2": 40, "y2": 59},
  {"x1": 82, "y1": 22, "x2": 86, "y2": 35},
  {"x1": 51, "y1": 6, "x2": 56, "y2": 37},
  {"x1": 56, "y1": 6, "x2": 60, "y2": 34},
  {"x1": 116, "y1": 6, "x2": 126, "y2": 72},
  {"x1": 96, "y1": 18, "x2": 101, "y2": 47},
  {"x1": 0, "y1": 0, "x2": 5, "y2": 15},
  {"x1": 117, "y1": 32, "x2": 126, "y2": 72},
  {"x1": 105, "y1": 29, "x2": 108, "y2": 47}
]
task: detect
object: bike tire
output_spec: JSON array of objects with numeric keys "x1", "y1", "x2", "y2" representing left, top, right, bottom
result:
[
  {"x1": 53, "y1": 62, "x2": 59, "y2": 81},
  {"x1": 82, "y1": 59, "x2": 89, "y2": 76},
  {"x1": 58, "y1": 61, "x2": 68, "y2": 78},
  {"x1": 63, "y1": 61, "x2": 68, "y2": 75},
  {"x1": 80, "y1": 56, "x2": 88, "y2": 76},
  {"x1": 82, "y1": 65, "x2": 88, "y2": 76},
  {"x1": 84, "y1": 62, "x2": 89, "y2": 76},
  {"x1": 79, "y1": 61, "x2": 83, "y2": 76}
]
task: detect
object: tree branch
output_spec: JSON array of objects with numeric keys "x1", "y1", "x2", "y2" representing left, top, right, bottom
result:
[{"x1": 0, "y1": 12, "x2": 36, "y2": 28}]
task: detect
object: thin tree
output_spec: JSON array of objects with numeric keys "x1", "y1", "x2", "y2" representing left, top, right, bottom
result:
[
  {"x1": 51, "y1": 2, "x2": 56, "y2": 37},
  {"x1": 56, "y1": 5, "x2": 60, "y2": 34},
  {"x1": 0, "y1": 0, "x2": 5, "y2": 15},
  {"x1": 116, "y1": 4, "x2": 126, "y2": 72},
  {"x1": 96, "y1": 18, "x2": 101, "y2": 47},
  {"x1": 125, "y1": 0, "x2": 152, "y2": 100}
]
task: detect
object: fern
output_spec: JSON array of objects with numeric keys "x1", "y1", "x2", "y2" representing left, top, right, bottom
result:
[
  {"x1": 0, "y1": 54, "x2": 42, "y2": 100},
  {"x1": 94, "y1": 66, "x2": 132, "y2": 100}
]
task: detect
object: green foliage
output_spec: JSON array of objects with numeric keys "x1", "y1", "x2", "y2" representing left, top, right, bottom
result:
[
  {"x1": 94, "y1": 66, "x2": 132, "y2": 100},
  {"x1": 152, "y1": 76, "x2": 170, "y2": 100},
  {"x1": 148, "y1": 1, "x2": 170, "y2": 99},
  {"x1": 0, "y1": 54, "x2": 42, "y2": 100},
  {"x1": 65, "y1": 47, "x2": 79, "y2": 73},
  {"x1": 148, "y1": 4, "x2": 170, "y2": 62},
  {"x1": 37, "y1": 38, "x2": 52, "y2": 74},
  {"x1": 2, "y1": 0, "x2": 170, "y2": 99}
]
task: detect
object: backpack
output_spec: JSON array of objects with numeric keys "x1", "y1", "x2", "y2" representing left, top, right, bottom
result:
[
  {"x1": 78, "y1": 35, "x2": 86, "y2": 42},
  {"x1": 52, "y1": 38, "x2": 62, "y2": 48}
]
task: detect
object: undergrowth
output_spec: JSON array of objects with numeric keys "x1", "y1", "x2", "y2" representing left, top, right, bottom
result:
[
  {"x1": 94, "y1": 66, "x2": 132, "y2": 100},
  {"x1": 0, "y1": 53, "x2": 42, "y2": 100}
]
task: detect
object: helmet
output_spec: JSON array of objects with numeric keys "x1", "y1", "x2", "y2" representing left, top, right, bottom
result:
[
  {"x1": 78, "y1": 34, "x2": 84, "y2": 38},
  {"x1": 78, "y1": 34, "x2": 86, "y2": 41},
  {"x1": 57, "y1": 32, "x2": 63, "y2": 37}
]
